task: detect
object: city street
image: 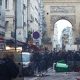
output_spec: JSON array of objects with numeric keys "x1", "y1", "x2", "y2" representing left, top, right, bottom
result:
[
  {"x1": 15, "y1": 68, "x2": 80, "y2": 80},
  {"x1": 1, "y1": 0, "x2": 80, "y2": 80},
  {"x1": 36, "y1": 69, "x2": 80, "y2": 80}
]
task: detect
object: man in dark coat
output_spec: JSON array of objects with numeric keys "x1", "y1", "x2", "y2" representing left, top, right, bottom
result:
[
  {"x1": 30, "y1": 50, "x2": 42, "y2": 75},
  {"x1": 0, "y1": 54, "x2": 19, "y2": 80}
]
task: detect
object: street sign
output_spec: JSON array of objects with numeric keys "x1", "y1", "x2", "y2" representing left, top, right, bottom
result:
[{"x1": 33, "y1": 31, "x2": 40, "y2": 39}]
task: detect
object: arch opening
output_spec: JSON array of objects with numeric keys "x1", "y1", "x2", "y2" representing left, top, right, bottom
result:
[{"x1": 52, "y1": 19, "x2": 73, "y2": 51}]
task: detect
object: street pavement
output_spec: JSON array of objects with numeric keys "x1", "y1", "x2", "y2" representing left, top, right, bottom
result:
[
  {"x1": 14, "y1": 77, "x2": 38, "y2": 80},
  {"x1": 35, "y1": 68, "x2": 80, "y2": 80},
  {"x1": 15, "y1": 68, "x2": 80, "y2": 80}
]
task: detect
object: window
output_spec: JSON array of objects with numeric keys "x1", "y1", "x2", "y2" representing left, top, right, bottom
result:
[
  {"x1": 23, "y1": 4, "x2": 26, "y2": 9},
  {"x1": 0, "y1": 0, "x2": 2, "y2": 5},
  {"x1": 30, "y1": 15, "x2": 34, "y2": 22},
  {"x1": 23, "y1": 22, "x2": 26, "y2": 26},
  {"x1": 35, "y1": 6, "x2": 38, "y2": 12},
  {"x1": 35, "y1": 18, "x2": 38, "y2": 23},
  {"x1": 5, "y1": 0, "x2": 8, "y2": 9},
  {"x1": 5, "y1": 21, "x2": 9, "y2": 31}
]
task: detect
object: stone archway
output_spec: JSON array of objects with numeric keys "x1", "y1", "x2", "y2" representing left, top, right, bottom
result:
[
  {"x1": 50, "y1": 15, "x2": 76, "y2": 43},
  {"x1": 43, "y1": 0, "x2": 80, "y2": 49},
  {"x1": 53, "y1": 19, "x2": 73, "y2": 50},
  {"x1": 51, "y1": 15, "x2": 76, "y2": 31}
]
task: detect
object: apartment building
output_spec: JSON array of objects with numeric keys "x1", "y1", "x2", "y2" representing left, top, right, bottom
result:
[
  {"x1": 0, "y1": 0, "x2": 5, "y2": 49},
  {"x1": 28, "y1": 0, "x2": 45, "y2": 46},
  {"x1": 16, "y1": 0, "x2": 27, "y2": 43},
  {"x1": 0, "y1": 0, "x2": 5, "y2": 36},
  {"x1": 28, "y1": 0, "x2": 40, "y2": 32},
  {"x1": 4, "y1": 0, "x2": 45, "y2": 50},
  {"x1": 5, "y1": 0, "x2": 14, "y2": 40}
]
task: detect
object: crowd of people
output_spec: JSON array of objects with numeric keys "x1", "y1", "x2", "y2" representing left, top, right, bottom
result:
[
  {"x1": 30, "y1": 49, "x2": 53, "y2": 76},
  {"x1": 0, "y1": 48, "x2": 80, "y2": 79},
  {"x1": 30, "y1": 48, "x2": 80, "y2": 76}
]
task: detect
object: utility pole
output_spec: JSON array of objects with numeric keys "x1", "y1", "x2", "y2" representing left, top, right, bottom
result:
[
  {"x1": 26, "y1": 0, "x2": 29, "y2": 51},
  {"x1": 15, "y1": 0, "x2": 17, "y2": 51}
]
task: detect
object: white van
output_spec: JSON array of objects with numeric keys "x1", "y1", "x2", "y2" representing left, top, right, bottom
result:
[{"x1": 14, "y1": 52, "x2": 34, "y2": 76}]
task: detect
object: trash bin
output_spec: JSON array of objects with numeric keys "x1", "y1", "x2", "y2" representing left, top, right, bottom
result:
[{"x1": 54, "y1": 62, "x2": 69, "y2": 72}]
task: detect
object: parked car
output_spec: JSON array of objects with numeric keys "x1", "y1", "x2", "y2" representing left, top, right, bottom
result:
[{"x1": 14, "y1": 52, "x2": 34, "y2": 76}]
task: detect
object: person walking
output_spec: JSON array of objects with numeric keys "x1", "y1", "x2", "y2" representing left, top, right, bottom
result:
[{"x1": 30, "y1": 50, "x2": 42, "y2": 76}]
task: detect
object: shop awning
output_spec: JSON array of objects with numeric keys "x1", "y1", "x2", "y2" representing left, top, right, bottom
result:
[{"x1": 5, "y1": 39, "x2": 28, "y2": 46}]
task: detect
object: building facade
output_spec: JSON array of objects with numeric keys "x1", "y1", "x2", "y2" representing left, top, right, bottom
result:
[
  {"x1": 28, "y1": 0, "x2": 40, "y2": 31},
  {"x1": 39, "y1": 0, "x2": 47, "y2": 46},
  {"x1": 0, "y1": 0, "x2": 5, "y2": 37},
  {"x1": 4, "y1": 0, "x2": 28, "y2": 50},
  {"x1": 4, "y1": 0, "x2": 45, "y2": 50},
  {"x1": 0, "y1": 0, "x2": 5, "y2": 49},
  {"x1": 5, "y1": 0, "x2": 14, "y2": 40},
  {"x1": 27, "y1": 0, "x2": 44, "y2": 46},
  {"x1": 16, "y1": 0, "x2": 42, "y2": 47},
  {"x1": 16, "y1": 0, "x2": 27, "y2": 43}
]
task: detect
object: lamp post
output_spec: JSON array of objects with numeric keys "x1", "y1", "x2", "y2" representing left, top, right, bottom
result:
[{"x1": 14, "y1": 0, "x2": 17, "y2": 51}]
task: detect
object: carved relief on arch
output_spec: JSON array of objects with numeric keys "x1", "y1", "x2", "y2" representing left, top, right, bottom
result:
[{"x1": 50, "y1": 15, "x2": 76, "y2": 29}]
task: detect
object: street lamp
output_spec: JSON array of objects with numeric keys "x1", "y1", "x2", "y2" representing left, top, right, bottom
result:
[{"x1": 14, "y1": 0, "x2": 17, "y2": 51}]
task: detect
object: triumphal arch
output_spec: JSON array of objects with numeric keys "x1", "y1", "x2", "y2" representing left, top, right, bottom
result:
[{"x1": 43, "y1": 0, "x2": 80, "y2": 49}]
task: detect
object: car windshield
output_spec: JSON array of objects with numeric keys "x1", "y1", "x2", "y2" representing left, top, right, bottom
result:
[{"x1": 14, "y1": 53, "x2": 31, "y2": 62}]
